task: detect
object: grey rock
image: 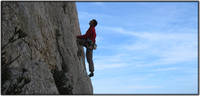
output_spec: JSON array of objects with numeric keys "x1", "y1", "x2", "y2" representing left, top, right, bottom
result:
[{"x1": 1, "y1": 1, "x2": 93, "y2": 95}]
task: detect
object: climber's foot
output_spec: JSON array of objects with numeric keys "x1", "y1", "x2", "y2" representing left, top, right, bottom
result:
[{"x1": 88, "y1": 72, "x2": 94, "y2": 77}]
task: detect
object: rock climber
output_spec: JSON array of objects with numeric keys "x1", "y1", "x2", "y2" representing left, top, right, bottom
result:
[{"x1": 76, "y1": 19, "x2": 97, "y2": 77}]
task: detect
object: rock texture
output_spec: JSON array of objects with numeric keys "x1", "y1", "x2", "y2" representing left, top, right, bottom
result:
[{"x1": 1, "y1": 1, "x2": 93, "y2": 95}]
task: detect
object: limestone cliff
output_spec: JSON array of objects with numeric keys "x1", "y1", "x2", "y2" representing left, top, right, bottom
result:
[{"x1": 1, "y1": 1, "x2": 93, "y2": 95}]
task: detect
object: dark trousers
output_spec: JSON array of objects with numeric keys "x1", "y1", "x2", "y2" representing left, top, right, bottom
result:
[{"x1": 77, "y1": 38, "x2": 94, "y2": 72}]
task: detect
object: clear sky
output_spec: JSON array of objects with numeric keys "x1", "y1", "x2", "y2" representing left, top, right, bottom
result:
[{"x1": 76, "y1": 2, "x2": 198, "y2": 94}]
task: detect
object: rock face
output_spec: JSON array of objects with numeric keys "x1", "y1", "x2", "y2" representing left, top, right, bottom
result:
[{"x1": 1, "y1": 2, "x2": 93, "y2": 95}]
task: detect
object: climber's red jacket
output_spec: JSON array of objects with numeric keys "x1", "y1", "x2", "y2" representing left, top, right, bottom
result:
[{"x1": 77, "y1": 26, "x2": 96, "y2": 44}]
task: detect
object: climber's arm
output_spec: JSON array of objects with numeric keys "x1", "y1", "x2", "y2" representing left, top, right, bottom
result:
[
  {"x1": 77, "y1": 27, "x2": 92, "y2": 39},
  {"x1": 77, "y1": 34, "x2": 87, "y2": 39}
]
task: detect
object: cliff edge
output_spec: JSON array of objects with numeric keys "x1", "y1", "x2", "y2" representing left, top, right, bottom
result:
[{"x1": 1, "y1": 2, "x2": 93, "y2": 95}]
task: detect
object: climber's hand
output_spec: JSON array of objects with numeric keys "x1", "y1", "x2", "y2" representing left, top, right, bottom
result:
[{"x1": 93, "y1": 44, "x2": 97, "y2": 50}]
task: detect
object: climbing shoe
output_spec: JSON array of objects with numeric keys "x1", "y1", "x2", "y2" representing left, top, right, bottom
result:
[{"x1": 88, "y1": 72, "x2": 94, "y2": 77}]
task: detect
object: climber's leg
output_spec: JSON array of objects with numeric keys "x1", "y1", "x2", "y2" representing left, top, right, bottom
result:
[
  {"x1": 86, "y1": 48, "x2": 94, "y2": 77},
  {"x1": 76, "y1": 38, "x2": 87, "y2": 56},
  {"x1": 77, "y1": 38, "x2": 89, "y2": 46}
]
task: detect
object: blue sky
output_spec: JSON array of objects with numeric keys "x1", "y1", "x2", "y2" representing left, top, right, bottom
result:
[{"x1": 76, "y1": 2, "x2": 198, "y2": 94}]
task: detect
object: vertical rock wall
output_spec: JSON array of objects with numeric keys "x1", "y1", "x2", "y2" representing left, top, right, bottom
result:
[{"x1": 1, "y1": 1, "x2": 93, "y2": 95}]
